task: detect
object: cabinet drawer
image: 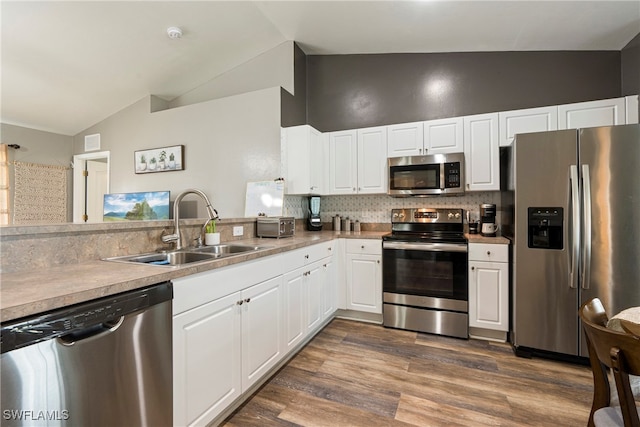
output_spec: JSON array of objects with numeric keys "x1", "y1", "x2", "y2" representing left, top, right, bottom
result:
[
  {"x1": 306, "y1": 241, "x2": 335, "y2": 262},
  {"x1": 469, "y1": 243, "x2": 508, "y2": 263},
  {"x1": 281, "y1": 242, "x2": 335, "y2": 272},
  {"x1": 345, "y1": 239, "x2": 382, "y2": 255}
]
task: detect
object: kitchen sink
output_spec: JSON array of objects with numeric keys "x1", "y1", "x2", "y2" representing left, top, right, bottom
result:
[
  {"x1": 192, "y1": 244, "x2": 266, "y2": 255},
  {"x1": 104, "y1": 244, "x2": 269, "y2": 266}
]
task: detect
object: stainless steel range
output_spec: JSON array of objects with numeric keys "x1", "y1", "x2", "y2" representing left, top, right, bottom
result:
[{"x1": 382, "y1": 208, "x2": 468, "y2": 338}]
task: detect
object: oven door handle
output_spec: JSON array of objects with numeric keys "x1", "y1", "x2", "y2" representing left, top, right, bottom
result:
[{"x1": 382, "y1": 241, "x2": 468, "y2": 253}]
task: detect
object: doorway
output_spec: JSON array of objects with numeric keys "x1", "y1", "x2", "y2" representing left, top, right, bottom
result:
[{"x1": 73, "y1": 151, "x2": 110, "y2": 223}]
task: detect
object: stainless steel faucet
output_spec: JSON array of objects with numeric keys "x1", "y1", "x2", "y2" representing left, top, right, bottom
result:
[{"x1": 162, "y1": 189, "x2": 218, "y2": 250}]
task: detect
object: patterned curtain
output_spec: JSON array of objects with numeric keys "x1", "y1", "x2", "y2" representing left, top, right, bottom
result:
[{"x1": 13, "y1": 161, "x2": 68, "y2": 224}]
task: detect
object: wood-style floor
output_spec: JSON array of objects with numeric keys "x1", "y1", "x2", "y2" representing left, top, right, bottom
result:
[{"x1": 223, "y1": 319, "x2": 594, "y2": 427}]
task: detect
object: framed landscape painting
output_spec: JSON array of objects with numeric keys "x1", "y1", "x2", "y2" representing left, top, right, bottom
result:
[
  {"x1": 103, "y1": 191, "x2": 170, "y2": 221},
  {"x1": 135, "y1": 145, "x2": 183, "y2": 173}
]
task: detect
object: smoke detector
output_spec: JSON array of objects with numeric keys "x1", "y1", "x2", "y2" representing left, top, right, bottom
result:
[{"x1": 167, "y1": 27, "x2": 182, "y2": 39}]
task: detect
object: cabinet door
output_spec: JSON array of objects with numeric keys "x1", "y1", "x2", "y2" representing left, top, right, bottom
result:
[
  {"x1": 308, "y1": 127, "x2": 324, "y2": 194},
  {"x1": 322, "y1": 257, "x2": 336, "y2": 320},
  {"x1": 424, "y1": 117, "x2": 464, "y2": 154},
  {"x1": 282, "y1": 268, "x2": 305, "y2": 353},
  {"x1": 357, "y1": 126, "x2": 388, "y2": 194},
  {"x1": 173, "y1": 292, "x2": 242, "y2": 427},
  {"x1": 241, "y1": 276, "x2": 282, "y2": 391},
  {"x1": 282, "y1": 125, "x2": 324, "y2": 195},
  {"x1": 498, "y1": 106, "x2": 558, "y2": 147},
  {"x1": 387, "y1": 122, "x2": 424, "y2": 157},
  {"x1": 328, "y1": 130, "x2": 358, "y2": 194},
  {"x1": 345, "y1": 253, "x2": 382, "y2": 313},
  {"x1": 306, "y1": 261, "x2": 323, "y2": 332},
  {"x1": 463, "y1": 113, "x2": 500, "y2": 191},
  {"x1": 558, "y1": 98, "x2": 625, "y2": 130},
  {"x1": 469, "y1": 261, "x2": 509, "y2": 332}
]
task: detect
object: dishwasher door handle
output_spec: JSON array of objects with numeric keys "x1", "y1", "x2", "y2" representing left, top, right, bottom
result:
[{"x1": 57, "y1": 315, "x2": 125, "y2": 346}]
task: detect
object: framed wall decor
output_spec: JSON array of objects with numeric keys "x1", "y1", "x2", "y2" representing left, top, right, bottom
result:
[
  {"x1": 135, "y1": 145, "x2": 183, "y2": 173},
  {"x1": 103, "y1": 191, "x2": 170, "y2": 221}
]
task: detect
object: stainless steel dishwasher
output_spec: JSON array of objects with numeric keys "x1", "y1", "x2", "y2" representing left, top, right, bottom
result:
[{"x1": 1, "y1": 281, "x2": 173, "y2": 427}]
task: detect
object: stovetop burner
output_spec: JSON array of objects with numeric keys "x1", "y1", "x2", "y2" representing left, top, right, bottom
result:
[{"x1": 386, "y1": 208, "x2": 466, "y2": 243}]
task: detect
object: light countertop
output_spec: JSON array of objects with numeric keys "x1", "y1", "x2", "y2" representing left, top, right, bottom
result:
[{"x1": 1, "y1": 231, "x2": 386, "y2": 323}]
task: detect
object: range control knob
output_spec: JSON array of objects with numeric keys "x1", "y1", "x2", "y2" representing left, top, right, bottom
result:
[
  {"x1": 454, "y1": 212, "x2": 461, "y2": 219},
  {"x1": 448, "y1": 212, "x2": 454, "y2": 219}
]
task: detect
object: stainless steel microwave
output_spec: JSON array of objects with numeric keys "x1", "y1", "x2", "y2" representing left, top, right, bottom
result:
[{"x1": 388, "y1": 153, "x2": 465, "y2": 196}]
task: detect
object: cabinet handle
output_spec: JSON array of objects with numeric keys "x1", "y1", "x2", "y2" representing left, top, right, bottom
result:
[
  {"x1": 487, "y1": 251, "x2": 491, "y2": 256},
  {"x1": 353, "y1": 187, "x2": 356, "y2": 192},
  {"x1": 419, "y1": 148, "x2": 422, "y2": 153},
  {"x1": 328, "y1": 247, "x2": 332, "y2": 251},
  {"x1": 377, "y1": 260, "x2": 380, "y2": 264},
  {"x1": 305, "y1": 254, "x2": 309, "y2": 259},
  {"x1": 244, "y1": 298, "x2": 251, "y2": 303},
  {"x1": 361, "y1": 245, "x2": 365, "y2": 249},
  {"x1": 237, "y1": 300, "x2": 244, "y2": 305},
  {"x1": 471, "y1": 266, "x2": 475, "y2": 271},
  {"x1": 323, "y1": 264, "x2": 327, "y2": 268}
]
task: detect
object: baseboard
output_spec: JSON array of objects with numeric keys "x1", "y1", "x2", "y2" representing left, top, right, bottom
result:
[{"x1": 334, "y1": 309, "x2": 383, "y2": 324}]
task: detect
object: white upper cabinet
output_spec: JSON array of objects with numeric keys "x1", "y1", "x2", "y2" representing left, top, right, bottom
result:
[
  {"x1": 328, "y1": 128, "x2": 387, "y2": 195},
  {"x1": 626, "y1": 95, "x2": 639, "y2": 124},
  {"x1": 387, "y1": 119, "x2": 463, "y2": 157},
  {"x1": 464, "y1": 113, "x2": 500, "y2": 191},
  {"x1": 387, "y1": 122, "x2": 424, "y2": 157},
  {"x1": 357, "y1": 126, "x2": 388, "y2": 194},
  {"x1": 498, "y1": 106, "x2": 558, "y2": 147},
  {"x1": 328, "y1": 130, "x2": 358, "y2": 194},
  {"x1": 558, "y1": 97, "x2": 626, "y2": 130},
  {"x1": 424, "y1": 117, "x2": 464, "y2": 154},
  {"x1": 281, "y1": 125, "x2": 324, "y2": 195}
]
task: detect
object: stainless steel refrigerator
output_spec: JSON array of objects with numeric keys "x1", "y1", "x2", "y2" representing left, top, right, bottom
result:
[{"x1": 506, "y1": 124, "x2": 640, "y2": 358}]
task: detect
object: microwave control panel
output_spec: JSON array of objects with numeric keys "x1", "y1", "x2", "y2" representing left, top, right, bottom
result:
[{"x1": 444, "y1": 162, "x2": 461, "y2": 188}]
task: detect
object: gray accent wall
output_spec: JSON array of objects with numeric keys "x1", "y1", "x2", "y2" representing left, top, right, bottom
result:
[
  {"x1": 281, "y1": 43, "x2": 308, "y2": 127},
  {"x1": 306, "y1": 51, "x2": 623, "y2": 132},
  {"x1": 622, "y1": 33, "x2": 640, "y2": 96}
]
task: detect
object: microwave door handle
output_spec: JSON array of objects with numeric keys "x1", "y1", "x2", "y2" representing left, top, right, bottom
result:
[
  {"x1": 440, "y1": 163, "x2": 445, "y2": 190},
  {"x1": 581, "y1": 164, "x2": 592, "y2": 290},
  {"x1": 569, "y1": 165, "x2": 580, "y2": 290}
]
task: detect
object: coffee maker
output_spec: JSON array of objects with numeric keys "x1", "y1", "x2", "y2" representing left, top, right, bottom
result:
[
  {"x1": 307, "y1": 196, "x2": 322, "y2": 231},
  {"x1": 480, "y1": 203, "x2": 498, "y2": 237}
]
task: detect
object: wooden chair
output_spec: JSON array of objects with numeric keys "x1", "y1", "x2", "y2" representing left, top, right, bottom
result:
[{"x1": 579, "y1": 298, "x2": 640, "y2": 427}]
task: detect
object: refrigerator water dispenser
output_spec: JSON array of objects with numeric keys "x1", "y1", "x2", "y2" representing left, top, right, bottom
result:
[{"x1": 527, "y1": 207, "x2": 563, "y2": 249}]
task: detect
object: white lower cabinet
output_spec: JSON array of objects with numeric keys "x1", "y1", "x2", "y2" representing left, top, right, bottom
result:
[
  {"x1": 281, "y1": 244, "x2": 336, "y2": 354},
  {"x1": 468, "y1": 243, "x2": 509, "y2": 341},
  {"x1": 241, "y1": 276, "x2": 283, "y2": 391},
  {"x1": 282, "y1": 267, "x2": 306, "y2": 353},
  {"x1": 170, "y1": 240, "x2": 344, "y2": 426},
  {"x1": 173, "y1": 291, "x2": 241, "y2": 427},
  {"x1": 173, "y1": 258, "x2": 282, "y2": 427},
  {"x1": 345, "y1": 239, "x2": 382, "y2": 314},
  {"x1": 321, "y1": 257, "x2": 336, "y2": 319}
]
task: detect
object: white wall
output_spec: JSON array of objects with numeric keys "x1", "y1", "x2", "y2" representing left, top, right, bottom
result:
[
  {"x1": 1, "y1": 123, "x2": 74, "y2": 222},
  {"x1": 73, "y1": 88, "x2": 282, "y2": 218},
  {"x1": 166, "y1": 41, "x2": 295, "y2": 110}
]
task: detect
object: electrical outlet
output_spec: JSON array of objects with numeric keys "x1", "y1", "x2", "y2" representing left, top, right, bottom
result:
[{"x1": 233, "y1": 226, "x2": 244, "y2": 237}]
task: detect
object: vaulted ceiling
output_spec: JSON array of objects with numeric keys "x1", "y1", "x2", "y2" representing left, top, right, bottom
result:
[{"x1": 2, "y1": 1, "x2": 639, "y2": 136}]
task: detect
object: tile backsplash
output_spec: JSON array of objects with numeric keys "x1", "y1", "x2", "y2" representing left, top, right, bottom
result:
[{"x1": 284, "y1": 192, "x2": 501, "y2": 224}]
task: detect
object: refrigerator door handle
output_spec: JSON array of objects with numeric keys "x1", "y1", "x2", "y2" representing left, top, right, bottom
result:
[
  {"x1": 581, "y1": 164, "x2": 592, "y2": 289},
  {"x1": 569, "y1": 165, "x2": 580, "y2": 289}
]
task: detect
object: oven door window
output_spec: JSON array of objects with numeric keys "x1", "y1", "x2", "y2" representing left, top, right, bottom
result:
[
  {"x1": 383, "y1": 248, "x2": 468, "y2": 301},
  {"x1": 389, "y1": 164, "x2": 440, "y2": 191}
]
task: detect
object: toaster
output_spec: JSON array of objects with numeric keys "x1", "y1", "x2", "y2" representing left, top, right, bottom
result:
[{"x1": 256, "y1": 217, "x2": 295, "y2": 238}]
